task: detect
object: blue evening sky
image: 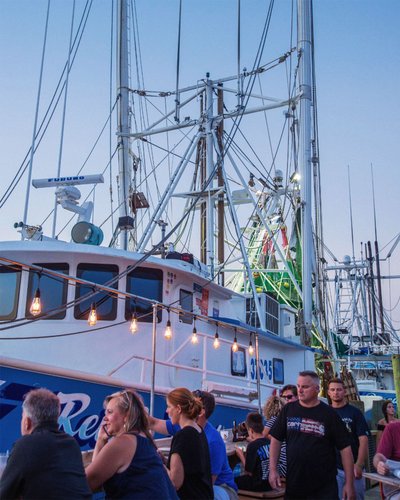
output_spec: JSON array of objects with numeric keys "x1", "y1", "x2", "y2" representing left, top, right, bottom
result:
[{"x1": 0, "y1": 0, "x2": 399, "y2": 326}]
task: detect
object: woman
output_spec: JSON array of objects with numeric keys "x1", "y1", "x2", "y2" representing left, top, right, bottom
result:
[
  {"x1": 86, "y1": 389, "x2": 177, "y2": 499},
  {"x1": 377, "y1": 400, "x2": 398, "y2": 429},
  {"x1": 376, "y1": 400, "x2": 399, "y2": 446},
  {"x1": 262, "y1": 395, "x2": 286, "y2": 477},
  {"x1": 166, "y1": 388, "x2": 213, "y2": 500}
]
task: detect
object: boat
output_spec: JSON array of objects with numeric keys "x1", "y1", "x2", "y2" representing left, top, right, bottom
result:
[
  {"x1": 324, "y1": 252, "x2": 400, "y2": 411},
  {"x1": 1, "y1": 0, "x2": 396, "y2": 454}
]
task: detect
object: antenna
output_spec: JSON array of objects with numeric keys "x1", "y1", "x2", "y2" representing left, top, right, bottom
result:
[
  {"x1": 371, "y1": 163, "x2": 378, "y2": 242},
  {"x1": 347, "y1": 166, "x2": 355, "y2": 261}
]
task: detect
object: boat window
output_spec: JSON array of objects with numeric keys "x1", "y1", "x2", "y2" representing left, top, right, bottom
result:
[
  {"x1": 125, "y1": 267, "x2": 163, "y2": 323},
  {"x1": 0, "y1": 265, "x2": 21, "y2": 320},
  {"x1": 231, "y1": 346, "x2": 247, "y2": 377},
  {"x1": 273, "y1": 358, "x2": 284, "y2": 384},
  {"x1": 179, "y1": 289, "x2": 193, "y2": 324},
  {"x1": 74, "y1": 264, "x2": 118, "y2": 321},
  {"x1": 26, "y1": 263, "x2": 69, "y2": 319}
]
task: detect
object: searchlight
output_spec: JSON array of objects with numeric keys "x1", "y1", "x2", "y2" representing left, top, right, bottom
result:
[{"x1": 71, "y1": 221, "x2": 104, "y2": 246}]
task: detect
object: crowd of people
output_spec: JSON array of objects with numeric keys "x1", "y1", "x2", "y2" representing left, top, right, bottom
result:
[{"x1": 0, "y1": 372, "x2": 399, "y2": 500}]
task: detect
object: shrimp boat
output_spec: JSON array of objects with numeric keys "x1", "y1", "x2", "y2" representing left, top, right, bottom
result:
[
  {"x1": 1, "y1": 0, "x2": 328, "y2": 452},
  {"x1": 325, "y1": 251, "x2": 400, "y2": 410}
]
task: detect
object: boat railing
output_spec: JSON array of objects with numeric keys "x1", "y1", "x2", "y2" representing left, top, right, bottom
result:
[{"x1": 108, "y1": 332, "x2": 275, "y2": 401}]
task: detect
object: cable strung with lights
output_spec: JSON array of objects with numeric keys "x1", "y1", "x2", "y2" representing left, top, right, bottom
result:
[
  {"x1": 248, "y1": 332, "x2": 255, "y2": 356},
  {"x1": 164, "y1": 308, "x2": 172, "y2": 340},
  {"x1": 88, "y1": 303, "x2": 97, "y2": 326},
  {"x1": 213, "y1": 322, "x2": 220, "y2": 349},
  {"x1": 191, "y1": 316, "x2": 199, "y2": 344},
  {"x1": 232, "y1": 328, "x2": 238, "y2": 352},
  {"x1": 30, "y1": 287, "x2": 42, "y2": 316},
  {"x1": 0, "y1": 257, "x2": 276, "y2": 355}
]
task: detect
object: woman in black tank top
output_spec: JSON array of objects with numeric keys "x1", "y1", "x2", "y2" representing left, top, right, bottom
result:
[{"x1": 86, "y1": 389, "x2": 177, "y2": 499}]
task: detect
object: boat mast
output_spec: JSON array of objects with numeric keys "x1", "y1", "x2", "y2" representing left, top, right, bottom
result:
[
  {"x1": 205, "y1": 76, "x2": 215, "y2": 276},
  {"x1": 297, "y1": 0, "x2": 313, "y2": 343},
  {"x1": 117, "y1": 0, "x2": 132, "y2": 250}
]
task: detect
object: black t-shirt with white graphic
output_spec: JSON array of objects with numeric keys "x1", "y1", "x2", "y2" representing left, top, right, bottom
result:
[
  {"x1": 332, "y1": 403, "x2": 370, "y2": 469},
  {"x1": 270, "y1": 400, "x2": 351, "y2": 497}
]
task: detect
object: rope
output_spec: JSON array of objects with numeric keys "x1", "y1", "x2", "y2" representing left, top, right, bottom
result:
[
  {"x1": 174, "y1": 0, "x2": 182, "y2": 123},
  {"x1": 23, "y1": 0, "x2": 51, "y2": 226},
  {"x1": 0, "y1": 0, "x2": 93, "y2": 210}
]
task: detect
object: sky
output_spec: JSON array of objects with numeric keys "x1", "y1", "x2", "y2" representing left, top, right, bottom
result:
[{"x1": 0, "y1": 0, "x2": 399, "y2": 330}]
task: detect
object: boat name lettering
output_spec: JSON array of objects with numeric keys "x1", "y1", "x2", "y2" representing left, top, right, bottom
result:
[
  {"x1": 58, "y1": 392, "x2": 101, "y2": 442},
  {"x1": 250, "y1": 357, "x2": 273, "y2": 381}
]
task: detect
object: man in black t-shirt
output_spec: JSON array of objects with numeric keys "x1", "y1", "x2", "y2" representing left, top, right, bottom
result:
[
  {"x1": 328, "y1": 377, "x2": 369, "y2": 500},
  {"x1": 235, "y1": 412, "x2": 272, "y2": 492},
  {"x1": 269, "y1": 371, "x2": 355, "y2": 500},
  {"x1": 0, "y1": 388, "x2": 91, "y2": 500}
]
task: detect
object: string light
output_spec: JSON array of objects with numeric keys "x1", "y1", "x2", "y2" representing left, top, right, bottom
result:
[
  {"x1": 11, "y1": 261, "x2": 263, "y2": 348},
  {"x1": 191, "y1": 317, "x2": 199, "y2": 344},
  {"x1": 30, "y1": 288, "x2": 42, "y2": 316},
  {"x1": 248, "y1": 333, "x2": 254, "y2": 356},
  {"x1": 130, "y1": 312, "x2": 138, "y2": 334},
  {"x1": 213, "y1": 322, "x2": 220, "y2": 349},
  {"x1": 232, "y1": 329, "x2": 238, "y2": 352},
  {"x1": 88, "y1": 303, "x2": 97, "y2": 326},
  {"x1": 164, "y1": 309, "x2": 172, "y2": 340}
]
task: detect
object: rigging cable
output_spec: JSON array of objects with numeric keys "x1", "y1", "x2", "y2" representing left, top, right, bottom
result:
[
  {"x1": 174, "y1": 0, "x2": 182, "y2": 123},
  {"x1": 52, "y1": 0, "x2": 76, "y2": 238},
  {"x1": 0, "y1": 0, "x2": 93, "y2": 210},
  {"x1": 109, "y1": 0, "x2": 116, "y2": 235},
  {"x1": 23, "y1": 0, "x2": 50, "y2": 228}
]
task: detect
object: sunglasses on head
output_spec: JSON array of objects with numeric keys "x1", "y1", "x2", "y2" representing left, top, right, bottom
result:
[{"x1": 193, "y1": 390, "x2": 204, "y2": 399}]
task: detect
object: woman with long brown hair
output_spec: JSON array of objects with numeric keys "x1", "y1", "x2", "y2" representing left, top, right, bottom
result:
[
  {"x1": 377, "y1": 400, "x2": 399, "y2": 429},
  {"x1": 86, "y1": 389, "x2": 177, "y2": 499},
  {"x1": 166, "y1": 387, "x2": 213, "y2": 499}
]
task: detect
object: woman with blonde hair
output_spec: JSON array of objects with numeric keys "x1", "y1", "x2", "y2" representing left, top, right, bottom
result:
[
  {"x1": 262, "y1": 394, "x2": 286, "y2": 477},
  {"x1": 166, "y1": 387, "x2": 213, "y2": 499},
  {"x1": 86, "y1": 389, "x2": 177, "y2": 499}
]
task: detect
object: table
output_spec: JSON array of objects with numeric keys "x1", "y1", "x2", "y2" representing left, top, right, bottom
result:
[
  {"x1": 363, "y1": 472, "x2": 400, "y2": 499},
  {"x1": 225, "y1": 441, "x2": 247, "y2": 456},
  {"x1": 225, "y1": 440, "x2": 247, "y2": 471}
]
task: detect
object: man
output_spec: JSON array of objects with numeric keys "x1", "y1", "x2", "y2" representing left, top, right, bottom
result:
[
  {"x1": 0, "y1": 388, "x2": 91, "y2": 499},
  {"x1": 373, "y1": 421, "x2": 400, "y2": 498},
  {"x1": 149, "y1": 389, "x2": 238, "y2": 500},
  {"x1": 280, "y1": 384, "x2": 298, "y2": 404},
  {"x1": 269, "y1": 370, "x2": 355, "y2": 500},
  {"x1": 328, "y1": 378, "x2": 369, "y2": 500}
]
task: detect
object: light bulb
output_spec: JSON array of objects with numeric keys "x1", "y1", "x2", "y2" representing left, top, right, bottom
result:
[
  {"x1": 232, "y1": 336, "x2": 238, "y2": 352},
  {"x1": 30, "y1": 288, "x2": 42, "y2": 316},
  {"x1": 213, "y1": 333, "x2": 220, "y2": 349},
  {"x1": 248, "y1": 340, "x2": 254, "y2": 356},
  {"x1": 88, "y1": 303, "x2": 97, "y2": 326},
  {"x1": 130, "y1": 313, "x2": 138, "y2": 334},
  {"x1": 165, "y1": 319, "x2": 172, "y2": 340},
  {"x1": 191, "y1": 327, "x2": 199, "y2": 344}
]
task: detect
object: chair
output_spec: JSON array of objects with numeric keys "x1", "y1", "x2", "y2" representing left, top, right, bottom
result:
[{"x1": 238, "y1": 486, "x2": 285, "y2": 499}]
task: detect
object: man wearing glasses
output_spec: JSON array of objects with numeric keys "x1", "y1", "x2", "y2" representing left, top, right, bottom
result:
[{"x1": 280, "y1": 385, "x2": 298, "y2": 404}]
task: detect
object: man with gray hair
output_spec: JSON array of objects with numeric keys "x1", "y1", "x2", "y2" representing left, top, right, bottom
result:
[
  {"x1": 0, "y1": 388, "x2": 91, "y2": 499},
  {"x1": 269, "y1": 371, "x2": 356, "y2": 499}
]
